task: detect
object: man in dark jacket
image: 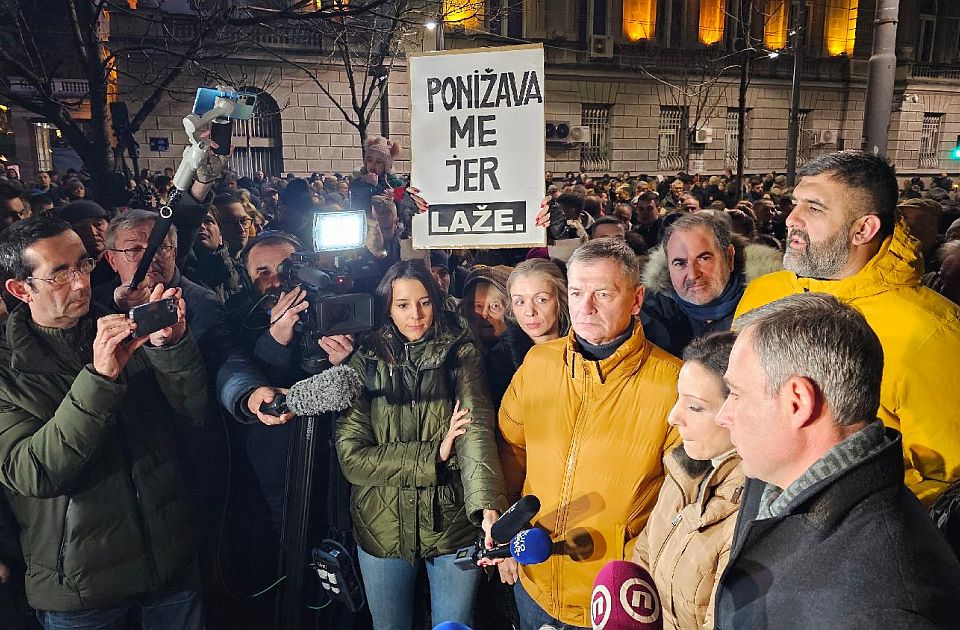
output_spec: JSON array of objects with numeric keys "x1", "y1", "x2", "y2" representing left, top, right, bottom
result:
[
  {"x1": 0, "y1": 216, "x2": 208, "y2": 628},
  {"x1": 714, "y1": 293, "x2": 960, "y2": 629},
  {"x1": 640, "y1": 211, "x2": 782, "y2": 356}
]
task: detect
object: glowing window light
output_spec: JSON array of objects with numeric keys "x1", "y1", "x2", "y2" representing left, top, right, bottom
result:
[
  {"x1": 699, "y1": 0, "x2": 726, "y2": 45},
  {"x1": 824, "y1": 0, "x2": 858, "y2": 57},
  {"x1": 442, "y1": 0, "x2": 482, "y2": 29},
  {"x1": 764, "y1": 0, "x2": 788, "y2": 50},
  {"x1": 623, "y1": 0, "x2": 657, "y2": 42}
]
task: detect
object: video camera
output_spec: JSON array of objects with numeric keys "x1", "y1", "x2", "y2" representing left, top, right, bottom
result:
[{"x1": 277, "y1": 211, "x2": 379, "y2": 373}]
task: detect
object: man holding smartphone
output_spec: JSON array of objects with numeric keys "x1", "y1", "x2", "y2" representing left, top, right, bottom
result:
[{"x1": 0, "y1": 215, "x2": 208, "y2": 629}]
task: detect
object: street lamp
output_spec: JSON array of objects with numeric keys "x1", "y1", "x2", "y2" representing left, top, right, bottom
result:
[{"x1": 425, "y1": 20, "x2": 437, "y2": 30}]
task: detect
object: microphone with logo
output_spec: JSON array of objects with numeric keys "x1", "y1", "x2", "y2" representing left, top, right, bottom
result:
[
  {"x1": 259, "y1": 364, "x2": 364, "y2": 417},
  {"x1": 453, "y1": 526, "x2": 552, "y2": 570},
  {"x1": 590, "y1": 561, "x2": 663, "y2": 630}
]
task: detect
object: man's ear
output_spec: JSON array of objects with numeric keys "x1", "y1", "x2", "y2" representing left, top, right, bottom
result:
[
  {"x1": 5, "y1": 278, "x2": 32, "y2": 304},
  {"x1": 632, "y1": 283, "x2": 645, "y2": 316},
  {"x1": 103, "y1": 249, "x2": 120, "y2": 273},
  {"x1": 852, "y1": 214, "x2": 882, "y2": 246},
  {"x1": 781, "y1": 375, "x2": 820, "y2": 429}
]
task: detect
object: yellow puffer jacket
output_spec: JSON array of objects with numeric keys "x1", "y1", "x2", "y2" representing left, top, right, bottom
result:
[
  {"x1": 735, "y1": 220, "x2": 960, "y2": 505},
  {"x1": 498, "y1": 320, "x2": 681, "y2": 627}
]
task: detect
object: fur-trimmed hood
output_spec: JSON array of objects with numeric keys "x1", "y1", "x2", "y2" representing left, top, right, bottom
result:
[{"x1": 641, "y1": 238, "x2": 785, "y2": 295}]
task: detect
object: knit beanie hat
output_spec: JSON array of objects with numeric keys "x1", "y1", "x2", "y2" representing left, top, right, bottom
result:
[
  {"x1": 364, "y1": 136, "x2": 400, "y2": 171},
  {"x1": 462, "y1": 264, "x2": 512, "y2": 299}
]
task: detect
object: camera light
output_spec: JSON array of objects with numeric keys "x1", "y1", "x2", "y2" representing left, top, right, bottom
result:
[{"x1": 313, "y1": 211, "x2": 367, "y2": 252}]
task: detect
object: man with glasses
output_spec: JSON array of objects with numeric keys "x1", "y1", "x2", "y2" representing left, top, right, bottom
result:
[
  {"x1": 96, "y1": 209, "x2": 225, "y2": 346},
  {"x1": 213, "y1": 192, "x2": 252, "y2": 259},
  {"x1": 0, "y1": 215, "x2": 208, "y2": 629}
]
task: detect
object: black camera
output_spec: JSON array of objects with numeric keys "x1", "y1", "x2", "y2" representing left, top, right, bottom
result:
[{"x1": 275, "y1": 212, "x2": 382, "y2": 372}]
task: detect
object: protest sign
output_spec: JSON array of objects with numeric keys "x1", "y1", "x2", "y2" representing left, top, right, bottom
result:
[{"x1": 408, "y1": 44, "x2": 546, "y2": 249}]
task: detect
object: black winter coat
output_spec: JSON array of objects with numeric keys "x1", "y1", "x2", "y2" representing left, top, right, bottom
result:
[
  {"x1": 715, "y1": 428, "x2": 960, "y2": 629},
  {"x1": 485, "y1": 323, "x2": 533, "y2": 408}
]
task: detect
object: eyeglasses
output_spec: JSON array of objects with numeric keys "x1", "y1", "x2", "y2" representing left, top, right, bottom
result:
[
  {"x1": 224, "y1": 216, "x2": 252, "y2": 227},
  {"x1": 109, "y1": 244, "x2": 176, "y2": 263},
  {"x1": 27, "y1": 258, "x2": 96, "y2": 286}
]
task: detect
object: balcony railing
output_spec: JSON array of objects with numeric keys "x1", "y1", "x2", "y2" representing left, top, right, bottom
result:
[
  {"x1": 112, "y1": 13, "x2": 323, "y2": 51},
  {"x1": 909, "y1": 63, "x2": 960, "y2": 81},
  {"x1": 8, "y1": 77, "x2": 90, "y2": 98}
]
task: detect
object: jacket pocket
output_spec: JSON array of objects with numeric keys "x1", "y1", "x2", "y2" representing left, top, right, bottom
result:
[
  {"x1": 434, "y1": 483, "x2": 465, "y2": 532},
  {"x1": 57, "y1": 497, "x2": 72, "y2": 585}
]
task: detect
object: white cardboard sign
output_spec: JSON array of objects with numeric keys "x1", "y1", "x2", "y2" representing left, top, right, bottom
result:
[{"x1": 408, "y1": 44, "x2": 547, "y2": 249}]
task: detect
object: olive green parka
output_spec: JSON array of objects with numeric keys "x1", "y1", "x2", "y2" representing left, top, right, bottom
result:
[
  {"x1": 336, "y1": 312, "x2": 508, "y2": 560},
  {"x1": 0, "y1": 304, "x2": 208, "y2": 612}
]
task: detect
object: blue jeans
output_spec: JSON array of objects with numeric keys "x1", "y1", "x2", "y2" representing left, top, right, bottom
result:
[
  {"x1": 357, "y1": 547, "x2": 479, "y2": 630},
  {"x1": 514, "y1": 579, "x2": 589, "y2": 630},
  {"x1": 37, "y1": 587, "x2": 204, "y2": 630}
]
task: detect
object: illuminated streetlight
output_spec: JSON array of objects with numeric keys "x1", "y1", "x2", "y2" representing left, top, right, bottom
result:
[
  {"x1": 768, "y1": 51, "x2": 780, "y2": 59},
  {"x1": 425, "y1": 20, "x2": 437, "y2": 30}
]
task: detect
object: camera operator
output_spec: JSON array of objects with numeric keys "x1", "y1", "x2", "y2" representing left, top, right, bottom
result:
[{"x1": 0, "y1": 215, "x2": 208, "y2": 629}]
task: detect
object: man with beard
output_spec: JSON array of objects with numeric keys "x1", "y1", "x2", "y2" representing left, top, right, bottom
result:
[
  {"x1": 735, "y1": 151, "x2": 960, "y2": 506},
  {"x1": 182, "y1": 207, "x2": 244, "y2": 303},
  {"x1": 640, "y1": 211, "x2": 782, "y2": 356}
]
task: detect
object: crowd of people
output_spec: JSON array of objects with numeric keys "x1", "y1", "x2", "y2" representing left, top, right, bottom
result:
[{"x1": 0, "y1": 140, "x2": 958, "y2": 630}]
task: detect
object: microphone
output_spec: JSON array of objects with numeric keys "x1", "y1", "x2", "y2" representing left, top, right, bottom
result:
[
  {"x1": 591, "y1": 561, "x2": 663, "y2": 630},
  {"x1": 259, "y1": 365, "x2": 364, "y2": 417},
  {"x1": 479, "y1": 527, "x2": 552, "y2": 564},
  {"x1": 432, "y1": 623, "x2": 472, "y2": 630},
  {"x1": 453, "y1": 527, "x2": 552, "y2": 570},
  {"x1": 490, "y1": 495, "x2": 541, "y2": 544}
]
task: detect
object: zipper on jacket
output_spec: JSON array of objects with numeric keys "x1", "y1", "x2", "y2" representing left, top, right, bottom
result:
[
  {"x1": 56, "y1": 497, "x2": 72, "y2": 584},
  {"x1": 552, "y1": 358, "x2": 591, "y2": 611}
]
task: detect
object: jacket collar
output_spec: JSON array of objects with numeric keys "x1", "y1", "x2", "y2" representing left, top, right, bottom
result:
[
  {"x1": 787, "y1": 220, "x2": 923, "y2": 300},
  {"x1": 4, "y1": 302, "x2": 108, "y2": 374},
  {"x1": 665, "y1": 447, "x2": 744, "y2": 526},
  {"x1": 753, "y1": 425, "x2": 904, "y2": 531},
  {"x1": 563, "y1": 319, "x2": 651, "y2": 383}
]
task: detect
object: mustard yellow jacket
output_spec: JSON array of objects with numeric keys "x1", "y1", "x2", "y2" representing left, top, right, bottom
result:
[
  {"x1": 498, "y1": 321, "x2": 681, "y2": 627},
  {"x1": 735, "y1": 220, "x2": 960, "y2": 505}
]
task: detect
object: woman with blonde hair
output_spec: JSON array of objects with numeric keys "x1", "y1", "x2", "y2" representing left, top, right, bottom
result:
[{"x1": 485, "y1": 258, "x2": 570, "y2": 406}]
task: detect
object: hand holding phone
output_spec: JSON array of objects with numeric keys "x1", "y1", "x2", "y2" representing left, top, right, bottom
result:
[{"x1": 130, "y1": 285, "x2": 187, "y2": 346}]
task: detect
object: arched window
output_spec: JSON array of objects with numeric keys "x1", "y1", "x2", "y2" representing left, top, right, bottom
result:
[{"x1": 232, "y1": 89, "x2": 283, "y2": 178}]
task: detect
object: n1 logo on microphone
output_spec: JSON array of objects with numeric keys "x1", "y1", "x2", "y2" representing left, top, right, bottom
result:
[
  {"x1": 620, "y1": 578, "x2": 660, "y2": 624},
  {"x1": 428, "y1": 202, "x2": 526, "y2": 235},
  {"x1": 591, "y1": 578, "x2": 661, "y2": 629}
]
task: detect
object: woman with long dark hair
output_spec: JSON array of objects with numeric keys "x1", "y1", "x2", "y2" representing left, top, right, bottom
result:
[{"x1": 336, "y1": 261, "x2": 507, "y2": 629}]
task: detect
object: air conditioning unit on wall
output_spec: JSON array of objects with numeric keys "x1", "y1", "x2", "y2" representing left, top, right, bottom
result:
[
  {"x1": 690, "y1": 127, "x2": 714, "y2": 144},
  {"x1": 816, "y1": 129, "x2": 839, "y2": 146},
  {"x1": 589, "y1": 35, "x2": 614, "y2": 59},
  {"x1": 546, "y1": 121, "x2": 590, "y2": 145},
  {"x1": 568, "y1": 125, "x2": 591, "y2": 144}
]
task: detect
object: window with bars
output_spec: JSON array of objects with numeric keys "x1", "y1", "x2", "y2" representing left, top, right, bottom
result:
[
  {"x1": 33, "y1": 123, "x2": 53, "y2": 172},
  {"x1": 796, "y1": 110, "x2": 810, "y2": 166},
  {"x1": 919, "y1": 113, "x2": 943, "y2": 169},
  {"x1": 724, "y1": 108, "x2": 748, "y2": 169},
  {"x1": 658, "y1": 106, "x2": 687, "y2": 172},
  {"x1": 581, "y1": 104, "x2": 612, "y2": 172},
  {"x1": 232, "y1": 90, "x2": 283, "y2": 177}
]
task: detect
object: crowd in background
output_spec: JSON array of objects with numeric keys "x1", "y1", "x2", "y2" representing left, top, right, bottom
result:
[{"x1": 0, "y1": 140, "x2": 959, "y2": 630}]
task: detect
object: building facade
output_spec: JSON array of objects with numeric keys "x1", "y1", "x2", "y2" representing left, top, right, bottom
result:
[{"x1": 6, "y1": 0, "x2": 960, "y2": 183}]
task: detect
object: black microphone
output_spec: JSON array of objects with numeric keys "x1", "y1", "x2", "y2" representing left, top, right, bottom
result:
[
  {"x1": 453, "y1": 527, "x2": 552, "y2": 570},
  {"x1": 259, "y1": 365, "x2": 364, "y2": 417},
  {"x1": 490, "y1": 495, "x2": 541, "y2": 545}
]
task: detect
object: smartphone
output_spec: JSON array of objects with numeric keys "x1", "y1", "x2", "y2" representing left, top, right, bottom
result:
[{"x1": 129, "y1": 298, "x2": 179, "y2": 338}]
